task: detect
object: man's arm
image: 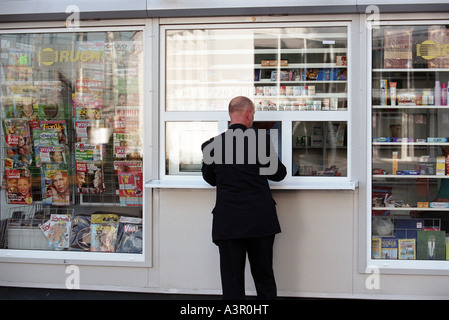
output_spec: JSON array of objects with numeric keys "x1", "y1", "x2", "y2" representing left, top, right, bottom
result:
[{"x1": 201, "y1": 139, "x2": 217, "y2": 186}]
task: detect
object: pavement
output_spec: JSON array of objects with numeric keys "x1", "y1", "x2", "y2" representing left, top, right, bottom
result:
[{"x1": 0, "y1": 286, "x2": 222, "y2": 300}]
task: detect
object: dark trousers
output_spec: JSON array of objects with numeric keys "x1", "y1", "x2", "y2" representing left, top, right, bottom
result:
[{"x1": 217, "y1": 235, "x2": 277, "y2": 300}]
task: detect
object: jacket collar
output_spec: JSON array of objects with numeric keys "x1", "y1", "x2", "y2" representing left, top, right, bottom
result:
[{"x1": 228, "y1": 123, "x2": 248, "y2": 130}]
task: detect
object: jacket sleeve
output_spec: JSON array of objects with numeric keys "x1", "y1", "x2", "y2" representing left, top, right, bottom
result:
[
  {"x1": 201, "y1": 139, "x2": 217, "y2": 186},
  {"x1": 266, "y1": 157, "x2": 287, "y2": 182}
]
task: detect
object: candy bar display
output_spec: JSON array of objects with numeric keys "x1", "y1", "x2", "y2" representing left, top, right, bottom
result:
[{"x1": 0, "y1": 30, "x2": 144, "y2": 253}]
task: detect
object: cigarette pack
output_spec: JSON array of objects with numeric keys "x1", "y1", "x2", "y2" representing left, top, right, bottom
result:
[
  {"x1": 430, "y1": 202, "x2": 449, "y2": 208},
  {"x1": 427, "y1": 137, "x2": 448, "y2": 143},
  {"x1": 417, "y1": 202, "x2": 429, "y2": 208}
]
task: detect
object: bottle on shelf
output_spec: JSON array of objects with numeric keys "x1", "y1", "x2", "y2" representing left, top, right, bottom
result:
[
  {"x1": 435, "y1": 80, "x2": 441, "y2": 107},
  {"x1": 442, "y1": 83, "x2": 447, "y2": 106},
  {"x1": 429, "y1": 90, "x2": 434, "y2": 106}
]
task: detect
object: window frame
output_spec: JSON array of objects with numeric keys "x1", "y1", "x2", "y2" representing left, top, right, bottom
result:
[
  {"x1": 157, "y1": 21, "x2": 357, "y2": 190},
  {"x1": 0, "y1": 22, "x2": 152, "y2": 267},
  {"x1": 366, "y1": 18, "x2": 449, "y2": 275}
]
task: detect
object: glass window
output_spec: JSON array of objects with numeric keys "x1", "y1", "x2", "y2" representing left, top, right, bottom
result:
[
  {"x1": 371, "y1": 24, "x2": 449, "y2": 261},
  {"x1": 0, "y1": 30, "x2": 144, "y2": 254},
  {"x1": 165, "y1": 122, "x2": 218, "y2": 175},
  {"x1": 293, "y1": 121, "x2": 347, "y2": 176},
  {"x1": 164, "y1": 25, "x2": 349, "y2": 182}
]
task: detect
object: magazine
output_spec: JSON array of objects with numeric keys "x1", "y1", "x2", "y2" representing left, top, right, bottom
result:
[
  {"x1": 116, "y1": 216, "x2": 143, "y2": 253},
  {"x1": 41, "y1": 163, "x2": 70, "y2": 206},
  {"x1": 40, "y1": 214, "x2": 71, "y2": 250},
  {"x1": 69, "y1": 215, "x2": 91, "y2": 251},
  {"x1": 90, "y1": 214, "x2": 119, "y2": 252},
  {"x1": 75, "y1": 143, "x2": 103, "y2": 161},
  {"x1": 75, "y1": 161, "x2": 104, "y2": 193},
  {"x1": 5, "y1": 168, "x2": 32, "y2": 204},
  {"x1": 34, "y1": 145, "x2": 67, "y2": 167},
  {"x1": 113, "y1": 132, "x2": 142, "y2": 160},
  {"x1": 32, "y1": 129, "x2": 59, "y2": 147},
  {"x1": 75, "y1": 120, "x2": 104, "y2": 143},
  {"x1": 117, "y1": 171, "x2": 143, "y2": 206},
  {"x1": 3, "y1": 118, "x2": 32, "y2": 158},
  {"x1": 39, "y1": 120, "x2": 68, "y2": 148}
]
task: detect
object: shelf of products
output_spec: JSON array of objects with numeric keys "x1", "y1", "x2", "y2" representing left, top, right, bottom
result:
[
  {"x1": 0, "y1": 30, "x2": 144, "y2": 254},
  {"x1": 371, "y1": 24, "x2": 449, "y2": 261},
  {"x1": 164, "y1": 25, "x2": 349, "y2": 179}
]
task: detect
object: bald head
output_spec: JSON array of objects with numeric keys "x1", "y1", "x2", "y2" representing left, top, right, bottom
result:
[{"x1": 228, "y1": 96, "x2": 255, "y2": 128}]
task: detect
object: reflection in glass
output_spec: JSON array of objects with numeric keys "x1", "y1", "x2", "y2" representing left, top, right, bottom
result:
[
  {"x1": 166, "y1": 27, "x2": 348, "y2": 111},
  {"x1": 166, "y1": 122, "x2": 218, "y2": 175}
]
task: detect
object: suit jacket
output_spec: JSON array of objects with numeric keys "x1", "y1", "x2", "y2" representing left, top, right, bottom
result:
[{"x1": 201, "y1": 123, "x2": 286, "y2": 243}]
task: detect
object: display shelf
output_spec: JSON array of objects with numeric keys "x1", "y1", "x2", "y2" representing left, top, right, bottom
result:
[
  {"x1": 373, "y1": 142, "x2": 449, "y2": 146},
  {"x1": 373, "y1": 175, "x2": 449, "y2": 179},
  {"x1": 373, "y1": 68, "x2": 449, "y2": 72},
  {"x1": 373, "y1": 207, "x2": 449, "y2": 212},
  {"x1": 372, "y1": 105, "x2": 449, "y2": 109}
]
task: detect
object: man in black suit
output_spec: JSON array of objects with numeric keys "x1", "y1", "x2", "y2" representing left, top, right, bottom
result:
[{"x1": 201, "y1": 96, "x2": 286, "y2": 300}]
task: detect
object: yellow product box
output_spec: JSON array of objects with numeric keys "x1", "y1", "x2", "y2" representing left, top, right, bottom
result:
[
  {"x1": 436, "y1": 156, "x2": 446, "y2": 175},
  {"x1": 261, "y1": 60, "x2": 271, "y2": 66},
  {"x1": 392, "y1": 151, "x2": 398, "y2": 175},
  {"x1": 417, "y1": 202, "x2": 429, "y2": 208}
]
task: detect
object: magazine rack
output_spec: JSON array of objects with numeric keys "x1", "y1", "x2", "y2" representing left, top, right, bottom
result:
[{"x1": 5, "y1": 205, "x2": 74, "y2": 250}]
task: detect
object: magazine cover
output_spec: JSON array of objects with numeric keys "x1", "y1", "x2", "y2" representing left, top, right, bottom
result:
[
  {"x1": 41, "y1": 163, "x2": 70, "y2": 206},
  {"x1": 75, "y1": 143, "x2": 103, "y2": 161},
  {"x1": 3, "y1": 118, "x2": 32, "y2": 158},
  {"x1": 72, "y1": 79, "x2": 103, "y2": 120},
  {"x1": 372, "y1": 237, "x2": 381, "y2": 259},
  {"x1": 75, "y1": 119, "x2": 104, "y2": 143},
  {"x1": 117, "y1": 171, "x2": 143, "y2": 206},
  {"x1": 90, "y1": 214, "x2": 119, "y2": 252},
  {"x1": 32, "y1": 129, "x2": 59, "y2": 147},
  {"x1": 34, "y1": 145, "x2": 67, "y2": 167},
  {"x1": 113, "y1": 160, "x2": 142, "y2": 174},
  {"x1": 381, "y1": 237, "x2": 398, "y2": 259},
  {"x1": 113, "y1": 132, "x2": 142, "y2": 160},
  {"x1": 417, "y1": 230, "x2": 446, "y2": 260},
  {"x1": 5, "y1": 169, "x2": 32, "y2": 204},
  {"x1": 116, "y1": 216, "x2": 143, "y2": 253},
  {"x1": 69, "y1": 215, "x2": 91, "y2": 251},
  {"x1": 39, "y1": 214, "x2": 71, "y2": 250},
  {"x1": 12, "y1": 93, "x2": 38, "y2": 120},
  {"x1": 39, "y1": 120, "x2": 68, "y2": 148},
  {"x1": 399, "y1": 239, "x2": 416, "y2": 260},
  {"x1": 75, "y1": 161, "x2": 104, "y2": 193}
]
